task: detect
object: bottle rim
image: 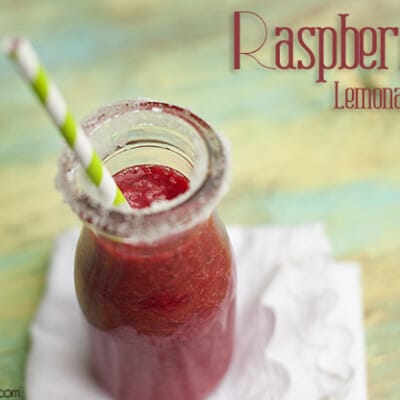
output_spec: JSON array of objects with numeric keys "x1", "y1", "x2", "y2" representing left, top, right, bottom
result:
[{"x1": 56, "y1": 99, "x2": 230, "y2": 243}]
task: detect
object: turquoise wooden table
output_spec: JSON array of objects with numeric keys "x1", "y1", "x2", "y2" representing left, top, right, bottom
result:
[{"x1": 0, "y1": 1, "x2": 399, "y2": 398}]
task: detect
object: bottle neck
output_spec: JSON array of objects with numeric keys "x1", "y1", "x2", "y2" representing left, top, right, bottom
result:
[{"x1": 90, "y1": 212, "x2": 221, "y2": 252}]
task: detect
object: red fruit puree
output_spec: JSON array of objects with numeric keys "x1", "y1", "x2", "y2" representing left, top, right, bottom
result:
[{"x1": 75, "y1": 164, "x2": 236, "y2": 400}]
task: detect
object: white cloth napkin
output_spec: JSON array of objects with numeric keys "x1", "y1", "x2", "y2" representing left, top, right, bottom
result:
[{"x1": 26, "y1": 225, "x2": 368, "y2": 400}]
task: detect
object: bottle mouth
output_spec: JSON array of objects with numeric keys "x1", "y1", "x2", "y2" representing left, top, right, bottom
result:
[{"x1": 56, "y1": 99, "x2": 230, "y2": 243}]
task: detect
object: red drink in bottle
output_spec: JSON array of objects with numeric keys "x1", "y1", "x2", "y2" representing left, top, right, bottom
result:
[{"x1": 58, "y1": 101, "x2": 235, "y2": 400}]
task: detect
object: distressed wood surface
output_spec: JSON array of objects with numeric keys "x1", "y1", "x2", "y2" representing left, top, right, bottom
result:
[{"x1": 0, "y1": 1, "x2": 399, "y2": 398}]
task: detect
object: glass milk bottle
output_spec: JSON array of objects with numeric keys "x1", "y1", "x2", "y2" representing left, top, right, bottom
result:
[{"x1": 57, "y1": 100, "x2": 236, "y2": 400}]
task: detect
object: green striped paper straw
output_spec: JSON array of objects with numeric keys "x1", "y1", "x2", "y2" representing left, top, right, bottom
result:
[{"x1": 2, "y1": 36, "x2": 128, "y2": 209}]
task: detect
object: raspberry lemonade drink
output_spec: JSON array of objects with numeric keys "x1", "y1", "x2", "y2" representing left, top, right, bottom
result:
[{"x1": 58, "y1": 100, "x2": 236, "y2": 400}]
